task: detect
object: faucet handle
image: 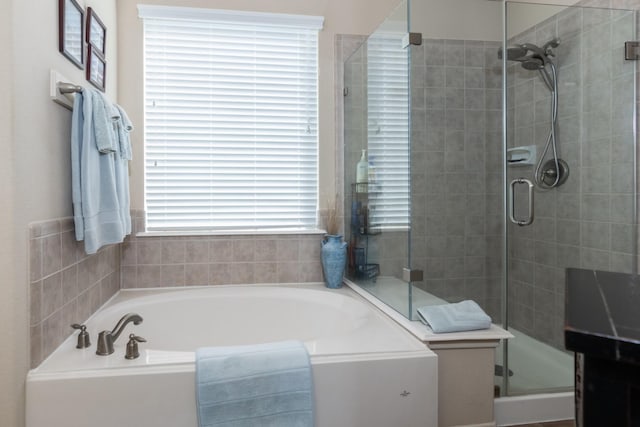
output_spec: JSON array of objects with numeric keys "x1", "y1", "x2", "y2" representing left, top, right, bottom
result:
[
  {"x1": 125, "y1": 334, "x2": 146, "y2": 360},
  {"x1": 70, "y1": 324, "x2": 91, "y2": 349}
]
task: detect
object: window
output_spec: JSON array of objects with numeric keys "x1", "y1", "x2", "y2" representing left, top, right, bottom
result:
[
  {"x1": 140, "y1": 6, "x2": 323, "y2": 232},
  {"x1": 367, "y1": 32, "x2": 410, "y2": 228}
]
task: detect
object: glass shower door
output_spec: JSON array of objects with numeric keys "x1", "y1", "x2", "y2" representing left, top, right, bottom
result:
[
  {"x1": 503, "y1": 1, "x2": 637, "y2": 395},
  {"x1": 343, "y1": 1, "x2": 414, "y2": 318}
]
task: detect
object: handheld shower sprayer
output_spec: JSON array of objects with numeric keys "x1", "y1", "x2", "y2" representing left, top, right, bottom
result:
[{"x1": 499, "y1": 38, "x2": 568, "y2": 189}]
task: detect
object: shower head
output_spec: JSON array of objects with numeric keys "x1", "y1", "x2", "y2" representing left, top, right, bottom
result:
[
  {"x1": 498, "y1": 38, "x2": 560, "y2": 92},
  {"x1": 520, "y1": 57, "x2": 544, "y2": 70},
  {"x1": 499, "y1": 39, "x2": 560, "y2": 67},
  {"x1": 498, "y1": 46, "x2": 528, "y2": 61}
]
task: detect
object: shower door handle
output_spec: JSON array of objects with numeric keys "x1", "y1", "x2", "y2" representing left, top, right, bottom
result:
[{"x1": 509, "y1": 178, "x2": 534, "y2": 226}]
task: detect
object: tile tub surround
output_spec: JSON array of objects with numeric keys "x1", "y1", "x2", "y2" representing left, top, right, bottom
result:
[
  {"x1": 121, "y1": 211, "x2": 325, "y2": 288},
  {"x1": 29, "y1": 218, "x2": 120, "y2": 367},
  {"x1": 30, "y1": 212, "x2": 326, "y2": 368}
]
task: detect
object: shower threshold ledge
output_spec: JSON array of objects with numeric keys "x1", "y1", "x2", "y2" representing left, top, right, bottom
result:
[
  {"x1": 345, "y1": 277, "x2": 512, "y2": 427},
  {"x1": 343, "y1": 277, "x2": 512, "y2": 343}
]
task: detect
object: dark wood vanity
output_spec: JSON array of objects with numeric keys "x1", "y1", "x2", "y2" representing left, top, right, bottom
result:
[{"x1": 565, "y1": 268, "x2": 640, "y2": 427}]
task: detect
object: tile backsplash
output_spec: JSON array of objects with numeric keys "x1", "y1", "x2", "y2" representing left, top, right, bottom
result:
[
  {"x1": 121, "y1": 211, "x2": 324, "y2": 288},
  {"x1": 29, "y1": 218, "x2": 119, "y2": 367},
  {"x1": 29, "y1": 213, "x2": 326, "y2": 368}
]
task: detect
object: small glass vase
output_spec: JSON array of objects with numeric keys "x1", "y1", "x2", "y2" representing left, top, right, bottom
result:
[{"x1": 321, "y1": 234, "x2": 348, "y2": 289}]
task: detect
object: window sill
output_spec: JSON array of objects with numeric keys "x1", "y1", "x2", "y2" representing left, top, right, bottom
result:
[{"x1": 136, "y1": 228, "x2": 328, "y2": 238}]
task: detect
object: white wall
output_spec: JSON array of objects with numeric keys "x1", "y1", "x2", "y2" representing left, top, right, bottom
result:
[
  {"x1": 507, "y1": 2, "x2": 569, "y2": 38},
  {"x1": 117, "y1": 0, "x2": 402, "y2": 212},
  {"x1": 1, "y1": 1, "x2": 117, "y2": 426},
  {"x1": 410, "y1": 0, "x2": 503, "y2": 41},
  {"x1": 0, "y1": 0, "x2": 17, "y2": 425},
  {"x1": 409, "y1": 0, "x2": 578, "y2": 42}
]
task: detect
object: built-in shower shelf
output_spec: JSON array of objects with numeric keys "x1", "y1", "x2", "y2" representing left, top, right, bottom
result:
[{"x1": 507, "y1": 145, "x2": 537, "y2": 166}]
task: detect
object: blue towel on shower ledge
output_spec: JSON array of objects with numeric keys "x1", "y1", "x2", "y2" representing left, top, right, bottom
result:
[
  {"x1": 196, "y1": 340, "x2": 314, "y2": 427},
  {"x1": 417, "y1": 300, "x2": 492, "y2": 333}
]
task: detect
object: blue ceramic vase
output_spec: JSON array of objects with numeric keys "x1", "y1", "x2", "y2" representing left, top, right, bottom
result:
[{"x1": 321, "y1": 235, "x2": 348, "y2": 289}]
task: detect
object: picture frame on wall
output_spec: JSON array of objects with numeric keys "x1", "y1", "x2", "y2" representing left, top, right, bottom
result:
[
  {"x1": 58, "y1": 0, "x2": 84, "y2": 69},
  {"x1": 87, "y1": 45, "x2": 106, "y2": 92},
  {"x1": 86, "y1": 7, "x2": 106, "y2": 55}
]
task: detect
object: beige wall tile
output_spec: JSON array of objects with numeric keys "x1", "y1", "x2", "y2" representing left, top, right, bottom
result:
[
  {"x1": 42, "y1": 272, "x2": 62, "y2": 320},
  {"x1": 137, "y1": 265, "x2": 162, "y2": 288},
  {"x1": 29, "y1": 238, "x2": 42, "y2": 282},
  {"x1": 229, "y1": 263, "x2": 255, "y2": 284},
  {"x1": 161, "y1": 264, "x2": 185, "y2": 286},
  {"x1": 30, "y1": 219, "x2": 122, "y2": 366},
  {"x1": 210, "y1": 240, "x2": 234, "y2": 262},
  {"x1": 30, "y1": 281, "x2": 42, "y2": 326},
  {"x1": 185, "y1": 263, "x2": 209, "y2": 286},
  {"x1": 299, "y1": 261, "x2": 323, "y2": 282},
  {"x1": 121, "y1": 240, "x2": 137, "y2": 266},
  {"x1": 276, "y1": 239, "x2": 299, "y2": 262},
  {"x1": 255, "y1": 239, "x2": 277, "y2": 262},
  {"x1": 42, "y1": 234, "x2": 61, "y2": 277},
  {"x1": 61, "y1": 230, "x2": 77, "y2": 269},
  {"x1": 30, "y1": 325, "x2": 43, "y2": 369},
  {"x1": 254, "y1": 263, "x2": 278, "y2": 284},
  {"x1": 209, "y1": 263, "x2": 232, "y2": 285},
  {"x1": 277, "y1": 262, "x2": 300, "y2": 283},
  {"x1": 121, "y1": 266, "x2": 137, "y2": 289},
  {"x1": 162, "y1": 240, "x2": 186, "y2": 264},
  {"x1": 233, "y1": 239, "x2": 255, "y2": 262},
  {"x1": 42, "y1": 310, "x2": 63, "y2": 359},
  {"x1": 186, "y1": 240, "x2": 209, "y2": 263},
  {"x1": 137, "y1": 240, "x2": 162, "y2": 264}
]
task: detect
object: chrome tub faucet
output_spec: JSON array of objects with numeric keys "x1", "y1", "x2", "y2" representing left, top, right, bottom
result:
[{"x1": 96, "y1": 313, "x2": 143, "y2": 356}]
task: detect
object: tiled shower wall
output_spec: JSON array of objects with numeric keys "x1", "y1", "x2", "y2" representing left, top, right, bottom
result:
[
  {"x1": 29, "y1": 218, "x2": 119, "y2": 367},
  {"x1": 410, "y1": 39, "x2": 503, "y2": 320},
  {"x1": 341, "y1": 35, "x2": 504, "y2": 317},
  {"x1": 506, "y1": 5, "x2": 638, "y2": 349}
]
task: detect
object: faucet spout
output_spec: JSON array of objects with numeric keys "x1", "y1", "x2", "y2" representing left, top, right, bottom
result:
[
  {"x1": 111, "y1": 313, "x2": 143, "y2": 343},
  {"x1": 96, "y1": 313, "x2": 143, "y2": 356}
]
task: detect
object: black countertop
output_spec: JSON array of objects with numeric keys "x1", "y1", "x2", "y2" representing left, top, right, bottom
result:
[{"x1": 565, "y1": 268, "x2": 640, "y2": 365}]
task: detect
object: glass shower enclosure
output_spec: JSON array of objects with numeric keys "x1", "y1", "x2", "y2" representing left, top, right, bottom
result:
[
  {"x1": 343, "y1": 1, "x2": 413, "y2": 317},
  {"x1": 343, "y1": 0, "x2": 638, "y2": 397}
]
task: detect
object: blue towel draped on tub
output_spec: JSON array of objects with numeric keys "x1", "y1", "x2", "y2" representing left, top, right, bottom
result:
[
  {"x1": 196, "y1": 340, "x2": 314, "y2": 427},
  {"x1": 417, "y1": 300, "x2": 492, "y2": 333}
]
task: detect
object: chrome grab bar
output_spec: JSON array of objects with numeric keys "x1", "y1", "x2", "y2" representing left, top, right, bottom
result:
[{"x1": 509, "y1": 178, "x2": 534, "y2": 226}]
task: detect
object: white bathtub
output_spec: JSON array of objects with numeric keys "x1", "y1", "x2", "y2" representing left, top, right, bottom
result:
[{"x1": 27, "y1": 283, "x2": 438, "y2": 427}]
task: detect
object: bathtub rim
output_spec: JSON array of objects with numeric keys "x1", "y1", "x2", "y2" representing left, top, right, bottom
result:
[{"x1": 30, "y1": 282, "x2": 436, "y2": 375}]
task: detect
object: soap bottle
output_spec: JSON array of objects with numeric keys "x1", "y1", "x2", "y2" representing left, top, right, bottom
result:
[
  {"x1": 367, "y1": 156, "x2": 376, "y2": 184},
  {"x1": 356, "y1": 149, "x2": 368, "y2": 184},
  {"x1": 367, "y1": 155, "x2": 376, "y2": 190}
]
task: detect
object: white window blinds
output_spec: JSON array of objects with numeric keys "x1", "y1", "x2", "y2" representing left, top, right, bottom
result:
[
  {"x1": 367, "y1": 34, "x2": 410, "y2": 228},
  {"x1": 141, "y1": 7, "x2": 322, "y2": 231}
]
